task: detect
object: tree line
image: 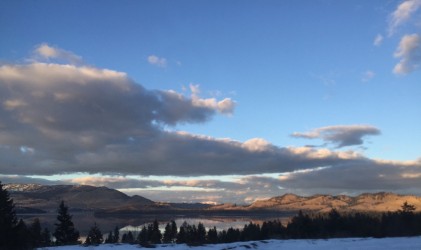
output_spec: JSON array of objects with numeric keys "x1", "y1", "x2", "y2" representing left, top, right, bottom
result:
[
  {"x1": 2, "y1": 181, "x2": 421, "y2": 249},
  {"x1": 1, "y1": 182, "x2": 78, "y2": 250}
]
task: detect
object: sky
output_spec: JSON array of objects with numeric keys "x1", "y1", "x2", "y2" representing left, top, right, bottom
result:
[{"x1": 0, "y1": 0, "x2": 420, "y2": 204}]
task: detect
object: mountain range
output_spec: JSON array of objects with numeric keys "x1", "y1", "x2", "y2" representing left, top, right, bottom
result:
[{"x1": 4, "y1": 183, "x2": 421, "y2": 214}]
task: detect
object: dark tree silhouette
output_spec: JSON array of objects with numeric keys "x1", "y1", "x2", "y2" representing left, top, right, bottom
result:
[
  {"x1": 400, "y1": 201, "x2": 416, "y2": 214},
  {"x1": 163, "y1": 220, "x2": 177, "y2": 243},
  {"x1": 176, "y1": 221, "x2": 188, "y2": 244},
  {"x1": 0, "y1": 181, "x2": 26, "y2": 249},
  {"x1": 137, "y1": 225, "x2": 148, "y2": 245},
  {"x1": 29, "y1": 218, "x2": 43, "y2": 248},
  {"x1": 150, "y1": 219, "x2": 162, "y2": 244},
  {"x1": 197, "y1": 222, "x2": 206, "y2": 244},
  {"x1": 206, "y1": 226, "x2": 218, "y2": 244},
  {"x1": 41, "y1": 228, "x2": 52, "y2": 247},
  {"x1": 113, "y1": 226, "x2": 120, "y2": 243},
  {"x1": 105, "y1": 226, "x2": 120, "y2": 243},
  {"x1": 53, "y1": 200, "x2": 80, "y2": 245},
  {"x1": 85, "y1": 222, "x2": 103, "y2": 245},
  {"x1": 122, "y1": 231, "x2": 134, "y2": 244}
]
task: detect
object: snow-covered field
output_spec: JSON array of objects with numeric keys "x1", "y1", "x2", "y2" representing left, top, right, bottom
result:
[{"x1": 39, "y1": 237, "x2": 421, "y2": 250}]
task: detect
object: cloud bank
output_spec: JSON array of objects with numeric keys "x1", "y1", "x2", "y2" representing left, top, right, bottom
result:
[
  {"x1": 0, "y1": 53, "x2": 371, "y2": 177},
  {"x1": 1, "y1": 44, "x2": 421, "y2": 203}
]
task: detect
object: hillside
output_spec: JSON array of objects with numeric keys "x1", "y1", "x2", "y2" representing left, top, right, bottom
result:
[
  {"x1": 246, "y1": 192, "x2": 421, "y2": 212},
  {"x1": 4, "y1": 183, "x2": 154, "y2": 213},
  {"x1": 5, "y1": 183, "x2": 421, "y2": 214}
]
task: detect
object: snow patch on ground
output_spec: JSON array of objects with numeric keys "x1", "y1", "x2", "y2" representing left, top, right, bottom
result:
[{"x1": 38, "y1": 237, "x2": 421, "y2": 250}]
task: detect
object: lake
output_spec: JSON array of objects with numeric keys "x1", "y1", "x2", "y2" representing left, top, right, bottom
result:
[{"x1": 19, "y1": 212, "x2": 295, "y2": 237}]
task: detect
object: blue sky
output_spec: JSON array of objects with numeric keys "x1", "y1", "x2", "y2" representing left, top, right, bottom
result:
[{"x1": 0, "y1": 0, "x2": 420, "y2": 204}]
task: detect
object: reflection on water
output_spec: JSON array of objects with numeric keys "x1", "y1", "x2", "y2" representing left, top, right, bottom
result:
[
  {"x1": 19, "y1": 213, "x2": 293, "y2": 237},
  {"x1": 120, "y1": 216, "x2": 292, "y2": 235}
]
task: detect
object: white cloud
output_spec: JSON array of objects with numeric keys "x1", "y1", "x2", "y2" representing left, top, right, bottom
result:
[
  {"x1": 393, "y1": 33, "x2": 421, "y2": 74},
  {"x1": 389, "y1": 0, "x2": 421, "y2": 36},
  {"x1": 34, "y1": 43, "x2": 83, "y2": 65},
  {"x1": 373, "y1": 34, "x2": 384, "y2": 46},
  {"x1": 147, "y1": 55, "x2": 167, "y2": 67},
  {"x1": 189, "y1": 84, "x2": 235, "y2": 115},
  {"x1": 242, "y1": 138, "x2": 274, "y2": 152},
  {"x1": 291, "y1": 125, "x2": 381, "y2": 148}
]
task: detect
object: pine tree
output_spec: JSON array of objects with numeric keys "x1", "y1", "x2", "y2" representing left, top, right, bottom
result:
[
  {"x1": 113, "y1": 226, "x2": 120, "y2": 243},
  {"x1": 15, "y1": 219, "x2": 31, "y2": 249},
  {"x1": 150, "y1": 219, "x2": 162, "y2": 244},
  {"x1": 137, "y1": 226, "x2": 148, "y2": 245},
  {"x1": 176, "y1": 221, "x2": 188, "y2": 244},
  {"x1": 206, "y1": 226, "x2": 218, "y2": 244},
  {"x1": 0, "y1": 181, "x2": 21, "y2": 249},
  {"x1": 163, "y1": 222, "x2": 176, "y2": 243},
  {"x1": 29, "y1": 218, "x2": 43, "y2": 248},
  {"x1": 105, "y1": 231, "x2": 113, "y2": 243},
  {"x1": 41, "y1": 228, "x2": 52, "y2": 247},
  {"x1": 163, "y1": 222, "x2": 172, "y2": 243},
  {"x1": 400, "y1": 201, "x2": 416, "y2": 214},
  {"x1": 53, "y1": 200, "x2": 80, "y2": 245},
  {"x1": 85, "y1": 222, "x2": 103, "y2": 245},
  {"x1": 122, "y1": 231, "x2": 134, "y2": 244},
  {"x1": 197, "y1": 222, "x2": 206, "y2": 244},
  {"x1": 127, "y1": 231, "x2": 134, "y2": 244}
]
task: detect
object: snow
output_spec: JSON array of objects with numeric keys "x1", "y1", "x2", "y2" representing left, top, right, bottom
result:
[{"x1": 38, "y1": 236, "x2": 421, "y2": 250}]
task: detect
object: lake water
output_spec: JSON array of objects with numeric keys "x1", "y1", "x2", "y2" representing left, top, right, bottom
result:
[{"x1": 19, "y1": 212, "x2": 294, "y2": 237}]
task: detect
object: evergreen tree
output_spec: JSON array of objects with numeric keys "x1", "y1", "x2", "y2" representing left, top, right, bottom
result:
[
  {"x1": 163, "y1": 222, "x2": 174, "y2": 243},
  {"x1": 29, "y1": 218, "x2": 43, "y2": 248},
  {"x1": 122, "y1": 231, "x2": 134, "y2": 244},
  {"x1": 206, "y1": 226, "x2": 218, "y2": 244},
  {"x1": 105, "y1": 226, "x2": 120, "y2": 243},
  {"x1": 137, "y1": 225, "x2": 149, "y2": 245},
  {"x1": 149, "y1": 219, "x2": 162, "y2": 244},
  {"x1": 113, "y1": 226, "x2": 120, "y2": 243},
  {"x1": 53, "y1": 200, "x2": 80, "y2": 245},
  {"x1": 85, "y1": 222, "x2": 103, "y2": 245},
  {"x1": 400, "y1": 201, "x2": 416, "y2": 214},
  {"x1": 176, "y1": 221, "x2": 188, "y2": 244},
  {"x1": 41, "y1": 228, "x2": 52, "y2": 247},
  {"x1": 105, "y1": 231, "x2": 113, "y2": 243},
  {"x1": 197, "y1": 222, "x2": 206, "y2": 244},
  {"x1": 0, "y1": 182, "x2": 32, "y2": 249},
  {"x1": 121, "y1": 233, "x2": 127, "y2": 243},
  {"x1": 0, "y1": 182, "x2": 18, "y2": 249}
]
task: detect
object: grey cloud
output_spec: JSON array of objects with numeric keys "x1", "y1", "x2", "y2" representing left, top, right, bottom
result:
[
  {"x1": 291, "y1": 125, "x2": 381, "y2": 148},
  {"x1": 72, "y1": 134, "x2": 366, "y2": 176},
  {"x1": 281, "y1": 159, "x2": 421, "y2": 195},
  {"x1": 0, "y1": 49, "x2": 416, "y2": 193},
  {"x1": 0, "y1": 175, "x2": 64, "y2": 185},
  {"x1": 0, "y1": 62, "x2": 236, "y2": 175}
]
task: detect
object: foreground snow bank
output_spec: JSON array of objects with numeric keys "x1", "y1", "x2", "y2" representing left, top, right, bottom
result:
[{"x1": 39, "y1": 237, "x2": 421, "y2": 250}]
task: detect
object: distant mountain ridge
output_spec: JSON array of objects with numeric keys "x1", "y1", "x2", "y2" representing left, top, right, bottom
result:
[
  {"x1": 4, "y1": 183, "x2": 155, "y2": 213},
  {"x1": 4, "y1": 183, "x2": 421, "y2": 214},
  {"x1": 245, "y1": 192, "x2": 421, "y2": 212}
]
